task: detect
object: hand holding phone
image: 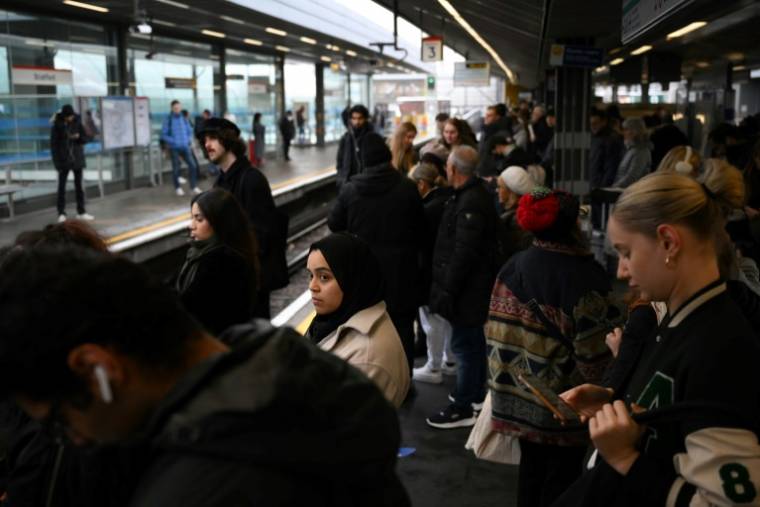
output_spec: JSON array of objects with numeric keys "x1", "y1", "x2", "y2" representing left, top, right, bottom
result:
[{"x1": 517, "y1": 371, "x2": 581, "y2": 424}]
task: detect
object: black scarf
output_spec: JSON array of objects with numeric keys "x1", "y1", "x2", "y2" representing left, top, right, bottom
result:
[
  {"x1": 307, "y1": 233, "x2": 386, "y2": 343},
  {"x1": 176, "y1": 237, "x2": 221, "y2": 294}
]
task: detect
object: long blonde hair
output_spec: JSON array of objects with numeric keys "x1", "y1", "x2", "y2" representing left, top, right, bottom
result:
[
  {"x1": 613, "y1": 165, "x2": 744, "y2": 242},
  {"x1": 390, "y1": 122, "x2": 417, "y2": 174}
]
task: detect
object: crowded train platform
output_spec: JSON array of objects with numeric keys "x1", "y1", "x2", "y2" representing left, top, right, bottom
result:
[{"x1": 2, "y1": 0, "x2": 760, "y2": 506}]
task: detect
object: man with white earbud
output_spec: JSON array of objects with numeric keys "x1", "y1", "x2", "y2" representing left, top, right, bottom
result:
[{"x1": 0, "y1": 247, "x2": 410, "y2": 507}]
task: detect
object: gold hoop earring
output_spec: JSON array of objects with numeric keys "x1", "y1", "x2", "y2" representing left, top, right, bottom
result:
[{"x1": 665, "y1": 256, "x2": 671, "y2": 266}]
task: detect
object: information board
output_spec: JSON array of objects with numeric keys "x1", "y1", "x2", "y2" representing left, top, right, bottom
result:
[
  {"x1": 622, "y1": 0, "x2": 693, "y2": 44},
  {"x1": 454, "y1": 62, "x2": 490, "y2": 87},
  {"x1": 101, "y1": 97, "x2": 135, "y2": 150},
  {"x1": 133, "y1": 97, "x2": 151, "y2": 147}
]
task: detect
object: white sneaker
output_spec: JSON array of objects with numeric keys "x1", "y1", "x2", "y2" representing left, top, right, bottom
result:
[
  {"x1": 442, "y1": 362, "x2": 457, "y2": 376},
  {"x1": 76, "y1": 213, "x2": 95, "y2": 221},
  {"x1": 178, "y1": 176, "x2": 188, "y2": 184},
  {"x1": 175, "y1": 187, "x2": 185, "y2": 197},
  {"x1": 192, "y1": 187, "x2": 202, "y2": 195},
  {"x1": 413, "y1": 363, "x2": 443, "y2": 384},
  {"x1": 57, "y1": 214, "x2": 67, "y2": 223}
]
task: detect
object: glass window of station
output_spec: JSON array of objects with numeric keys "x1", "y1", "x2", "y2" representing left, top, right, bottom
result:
[
  {"x1": 225, "y1": 49, "x2": 277, "y2": 150},
  {"x1": 127, "y1": 34, "x2": 219, "y2": 143},
  {"x1": 284, "y1": 59, "x2": 316, "y2": 144},
  {"x1": 0, "y1": 8, "x2": 119, "y2": 201},
  {"x1": 324, "y1": 66, "x2": 347, "y2": 142}
]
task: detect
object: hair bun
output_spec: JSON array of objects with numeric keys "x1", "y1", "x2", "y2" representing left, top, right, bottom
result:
[{"x1": 517, "y1": 187, "x2": 560, "y2": 232}]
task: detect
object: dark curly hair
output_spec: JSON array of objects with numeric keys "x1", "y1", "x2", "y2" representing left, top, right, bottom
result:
[
  {"x1": 204, "y1": 128, "x2": 247, "y2": 159},
  {"x1": 0, "y1": 247, "x2": 201, "y2": 401},
  {"x1": 14, "y1": 220, "x2": 108, "y2": 252}
]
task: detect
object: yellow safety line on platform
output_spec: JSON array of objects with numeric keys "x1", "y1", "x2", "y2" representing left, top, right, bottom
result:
[
  {"x1": 296, "y1": 310, "x2": 316, "y2": 335},
  {"x1": 105, "y1": 165, "x2": 336, "y2": 245}
]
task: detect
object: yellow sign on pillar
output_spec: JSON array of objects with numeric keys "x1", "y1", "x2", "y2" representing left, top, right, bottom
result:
[{"x1": 506, "y1": 83, "x2": 520, "y2": 106}]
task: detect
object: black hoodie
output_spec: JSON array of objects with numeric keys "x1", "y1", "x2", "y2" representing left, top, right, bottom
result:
[
  {"x1": 130, "y1": 323, "x2": 410, "y2": 507},
  {"x1": 328, "y1": 162, "x2": 426, "y2": 314}
]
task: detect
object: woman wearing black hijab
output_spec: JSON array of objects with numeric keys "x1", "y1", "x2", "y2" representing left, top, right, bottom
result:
[{"x1": 306, "y1": 232, "x2": 410, "y2": 407}]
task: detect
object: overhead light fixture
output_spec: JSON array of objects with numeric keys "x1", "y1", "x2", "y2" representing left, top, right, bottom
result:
[
  {"x1": 734, "y1": 65, "x2": 747, "y2": 71},
  {"x1": 244, "y1": 38, "x2": 262, "y2": 46},
  {"x1": 609, "y1": 47, "x2": 622, "y2": 55},
  {"x1": 25, "y1": 40, "x2": 56, "y2": 47},
  {"x1": 610, "y1": 58, "x2": 625, "y2": 66},
  {"x1": 266, "y1": 27, "x2": 287, "y2": 37},
  {"x1": 155, "y1": 0, "x2": 188, "y2": 8},
  {"x1": 631, "y1": 45, "x2": 652, "y2": 55},
  {"x1": 667, "y1": 21, "x2": 707, "y2": 40},
  {"x1": 275, "y1": 45, "x2": 290, "y2": 52},
  {"x1": 300, "y1": 36, "x2": 317, "y2": 45},
  {"x1": 331, "y1": 45, "x2": 341, "y2": 52},
  {"x1": 436, "y1": 0, "x2": 516, "y2": 83},
  {"x1": 152, "y1": 19, "x2": 176, "y2": 27},
  {"x1": 62, "y1": 0, "x2": 109, "y2": 13},
  {"x1": 696, "y1": 61, "x2": 710, "y2": 68},
  {"x1": 346, "y1": 49, "x2": 357, "y2": 57},
  {"x1": 201, "y1": 29, "x2": 225, "y2": 38},
  {"x1": 220, "y1": 15, "x2": 244, "y2": 25},
  {"x1": 133, "y1": 21, "x2": 152, "y2": 34},
  {"x1": 320, "y1": 56, "x2": 331, "y2": 62},
  {"x1": 726, "y1": 52, "x2": 744, "y2": 62},
  {"x1": 594, "y1": 65, "x2": 609, "y2": 73}
]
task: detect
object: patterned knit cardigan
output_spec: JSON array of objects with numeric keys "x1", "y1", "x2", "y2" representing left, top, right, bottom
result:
[{"x1": 485, "y1": 240, "x2": 624, "y2": 446}]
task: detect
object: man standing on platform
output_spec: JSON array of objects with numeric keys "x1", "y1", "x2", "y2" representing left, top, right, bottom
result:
[
  {"x1": 336, "y1": 104, "x2": 373, "y2": 187},
  {"x1": 426, "y1": 145, "x2": 500, "y2": 429},
  {"x1": 161, "y1": 100, "x2": 201, "y2": 197},
  {"x1": 51, "y1": 104, "x2": 94, "y2": 223},
  {"x1": 279, "y1": 110, "x2": 296, "y2": 161},
  {"x1": 202, "y1": 118, "x2": 288, "y2": 318}
]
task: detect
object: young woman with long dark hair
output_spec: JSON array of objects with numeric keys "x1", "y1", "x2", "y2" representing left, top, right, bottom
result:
[{"x1": 176, "y1": 188, "x2": 259, "y2": 335}]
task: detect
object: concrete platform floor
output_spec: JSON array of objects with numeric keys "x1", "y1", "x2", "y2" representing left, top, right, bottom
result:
[
  {"x1": 0, "y1": 144, "x2": 337, "y2": 248},
  {"x1": 398, "y1": 366, "x2": 519, "y2": 507}
]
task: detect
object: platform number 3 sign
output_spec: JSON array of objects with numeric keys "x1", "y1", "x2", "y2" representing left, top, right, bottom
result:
[{"x1": 422, "y1": 36, "x2": 443, "y2": 62}]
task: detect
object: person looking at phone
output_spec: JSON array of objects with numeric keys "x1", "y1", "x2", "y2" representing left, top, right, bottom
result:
[
  {"x1": 485, "y1": 187, "x2": 622, "y2": 507},
  {"x1": 557, "y1": 170, "x2": 760, "y2": 506}
]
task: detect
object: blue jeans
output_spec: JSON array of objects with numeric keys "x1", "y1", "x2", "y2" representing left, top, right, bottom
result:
[
  {"x1": 169, "y1": 146, "x2": 198, "y2": 189},
  {"x1": 450, "y1": 325, "x2": 487, "y2": 410}
]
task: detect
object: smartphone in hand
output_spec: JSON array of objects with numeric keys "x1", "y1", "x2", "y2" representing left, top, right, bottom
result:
[{"x1": 517, "y1": 371, "x2": 581, "y2": 424}]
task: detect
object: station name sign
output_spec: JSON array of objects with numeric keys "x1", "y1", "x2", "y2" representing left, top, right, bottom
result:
[
  {"x1": 11, "y1": 66, "x2": 72, "y2": 86},
  {"x1": 165, "y1": 77, "x2": 196, "y2": 89},
  {"x1": 549, "y1": 45, "x2": 604, "y2": 68}
]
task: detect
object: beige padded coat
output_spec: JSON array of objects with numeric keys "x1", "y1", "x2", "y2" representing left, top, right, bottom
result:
[{"x1": 318, "y1": 301, "x2": 410, "y2": 408}]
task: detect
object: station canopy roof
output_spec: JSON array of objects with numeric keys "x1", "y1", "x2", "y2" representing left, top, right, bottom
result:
[{"x1": 3, "y1": 0, "x2": 432, "y2": 74}]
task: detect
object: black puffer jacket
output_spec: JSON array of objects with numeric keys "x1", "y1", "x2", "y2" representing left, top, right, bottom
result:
[
  {"x1": 328, "y1": 162, "x2": 425, "y2": 315},
  {"x1": 129, "y1": 323, "x2": 410, "y2": 507},
  {"x1": 420, "y1": 186, "x2": 454, "y2": 304},
  {"x1": 50, "y1": 113, "x2": 87, "y2": 171},
  {"x1": 430, "y1": 177, "x2": 501, "y2": 326}
]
